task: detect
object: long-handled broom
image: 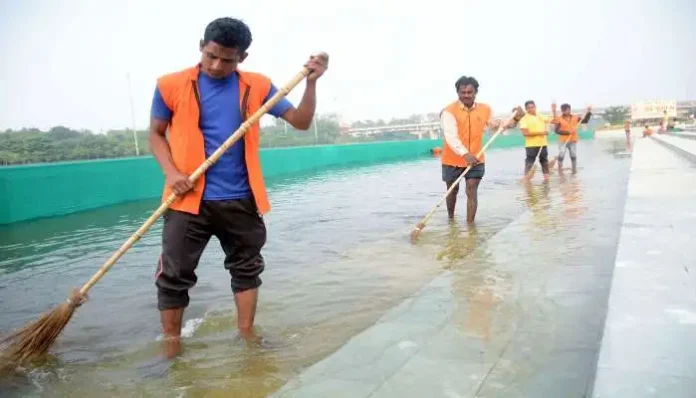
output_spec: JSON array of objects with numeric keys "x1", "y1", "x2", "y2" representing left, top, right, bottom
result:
[
  {"x1": 0, "y1": 53, "x2": 328, "y2": 368},
  {"x1": 523, "y1": 145, "x2": 543, "y2": 181},
  {"x1": 410, "y1": 107, "x2": 525, "y2": 242}
]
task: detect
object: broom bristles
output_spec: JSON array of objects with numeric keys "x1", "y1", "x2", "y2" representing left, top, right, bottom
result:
[
  {"x1": 548, "y1": 156, "x2": 558, "y2": 169},
  {"x1": 524, "y1": 164, "x2": 538, "y2": 181},
  {"x1": 0, "y1": 289, "x2": 85, "y2": 369},
  {"x1": 409, "y1": 222, "x2": 425, "y2": 243}
]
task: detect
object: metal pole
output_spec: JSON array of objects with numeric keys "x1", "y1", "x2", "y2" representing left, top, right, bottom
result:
[
  {"x1": 126, "y1": 72, "x2": 140, "y2": 156},
  {"x1": 314, "y1": 117, "x2": 318, "y2": 144}
]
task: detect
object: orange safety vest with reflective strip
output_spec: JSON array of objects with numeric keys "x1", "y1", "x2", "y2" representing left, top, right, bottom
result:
[{"x1": 157, "y1": 65, "x2": 273, "y2": 215}]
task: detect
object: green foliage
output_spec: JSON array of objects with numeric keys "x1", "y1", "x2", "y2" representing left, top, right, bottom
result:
[
  {"x1": 0, "y1": 127, "x2": 150, "y2": 165},
  {"x1": 602, "y1": 106, "x2": 630, "y2": 125},
  {"x1": 0, "y1": 114, "x2": 411, "y2": 165}
]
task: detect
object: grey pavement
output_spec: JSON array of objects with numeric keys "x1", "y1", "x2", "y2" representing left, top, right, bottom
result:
[
  {"x1": 669, "y1": 130, "x2": 696, "y2": 140},
  {"x1": 591, "y1": 137, "x2": 696, "y2": 397},
  {"x1": 652, "y1": 133, "x2": 696, "y2": 162},
  {"x1": 273, "y1": 143, "x2": 633, "y2": 397}
]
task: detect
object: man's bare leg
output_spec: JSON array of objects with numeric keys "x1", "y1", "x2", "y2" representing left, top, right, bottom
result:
[
  {"x1": 445, "y1": 182, "x2": 459, "y2": 219},
  {"x1": 523, "y1": 161, "x2": 533, "y2": 176},
  {"x1": 235, "y1": 287, "x2": 259, "y2": 339},
  {"x1": 160, "y1": 308, "x2": 184, "y2": 358},
  {"x1": 541, "y1": 161, "x2": 550, "y2": 181},
  {"x1": 465, "y1": 178, "x2": 481, "y2": 224}
]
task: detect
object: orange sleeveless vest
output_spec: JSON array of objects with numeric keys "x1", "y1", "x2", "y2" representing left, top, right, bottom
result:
[
  {"x1": 554, "y1": 114, "x2": 581, "y2": 143},
  {"x1": 156, "y1": 65, "x2": 273, "y2": 215},
  {"x1": 441, "y1": 101, "x2": 491, "y2": 167}
]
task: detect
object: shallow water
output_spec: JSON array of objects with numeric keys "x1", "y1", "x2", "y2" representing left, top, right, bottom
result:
[{"x1": 0, "y1": 136, "x2": 632, "y2": 397}]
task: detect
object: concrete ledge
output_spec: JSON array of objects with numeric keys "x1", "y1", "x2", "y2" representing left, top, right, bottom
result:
[
  {"x1": 651, "y1": 134, "x2": 696, "y2": 164},
  {"x1": 670, "y1": 131, "x2": 696, "y2": 140},
  {"x1": 591, "y1": 138, "x2": 696, "y2": 397}
]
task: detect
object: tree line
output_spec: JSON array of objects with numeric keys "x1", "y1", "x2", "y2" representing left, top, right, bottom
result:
[{"x1": 0, "y1": 114, "x2": 432, "y2": 166}]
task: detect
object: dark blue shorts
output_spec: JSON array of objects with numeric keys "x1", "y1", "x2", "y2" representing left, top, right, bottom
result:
[{"x1": 442, "y1": 163, "x2": 485, "y2": 184}]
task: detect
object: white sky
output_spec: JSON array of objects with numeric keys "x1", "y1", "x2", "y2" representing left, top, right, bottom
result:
[{"x1": 0, "y1": 0, "x2": 694, "y2": 131}]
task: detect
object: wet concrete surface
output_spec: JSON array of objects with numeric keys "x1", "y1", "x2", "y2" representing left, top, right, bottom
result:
[
  {"x1": 591, "y1": 137, "x2": 696, "y2": 397},
  {"x1": 6, "y1": 133, "x2": 689, "y2": 397},
  {"x1": 652, "y1": 133, "x2": 696, "y2": 163},
  {"x1": 273, "y1": 136, "x2": 635, "y2": 397}
]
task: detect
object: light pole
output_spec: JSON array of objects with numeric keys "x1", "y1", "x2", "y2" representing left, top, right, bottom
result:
[
  {"x1": 126, "y1": 72, "x2": 140, "y2": 156},
  {"x1": 314, "y1": 117, "x2": 318, "y2": 144}
]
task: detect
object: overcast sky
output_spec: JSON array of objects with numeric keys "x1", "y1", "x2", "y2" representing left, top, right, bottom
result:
[{"x1": 1, "y1": 0, "x2": 694, "y2": 131}]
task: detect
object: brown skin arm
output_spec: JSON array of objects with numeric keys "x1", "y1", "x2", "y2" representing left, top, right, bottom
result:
[
  {"x1": 149, "y1": 118, "x2": 193, "y2": 195},
  {"x1": 279, "y1": 53, "x2": 328, "y2": 130},
  {"x1": 503, "y1": 106, "x2": 526, "y2": 129},
  {"x1": 279, "y1": 80, "x2": 316, "y2": 130}
]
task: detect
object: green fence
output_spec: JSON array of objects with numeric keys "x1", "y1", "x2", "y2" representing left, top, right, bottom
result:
[{"x1": 0, "y1": 131, "x2": 593, "y2": 225}]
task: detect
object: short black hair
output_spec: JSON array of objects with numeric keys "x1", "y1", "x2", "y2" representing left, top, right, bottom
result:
[
  {"x1": 524, "y1": 100, "x2": 535, "y2": 107},
  {"x1": 561, "y1": 103, "x2": 570, "y2": 111},
  {"x1": 455, "y1": 76, "x2": 479, "y2": 93},
  {"x1": 203, "y1": 17, "x2": 252, "y2": 52}
]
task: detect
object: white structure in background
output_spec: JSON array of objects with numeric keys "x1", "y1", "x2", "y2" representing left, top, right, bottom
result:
[
  {"x1": 343, "y1": 122, "x2": 442, "y2": 139},
  {"x1": 631, "y1": 100, "x2": 677, "y2": 120}
]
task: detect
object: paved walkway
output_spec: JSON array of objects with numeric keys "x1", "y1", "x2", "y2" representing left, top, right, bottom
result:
[
  {"x1": 273, "y1": 144, "x2": 632, "y2": 397},
  {"x1": 591, "y1": 137, "x2": 696, "y2": 397},
  {"x1": 652, "y1": 133, "x2": 696, "y2": 162},
  {"x1": 272, "y1": 137, "x2": 696, "y2": 397},
  {"x1": 670, "y1": 130, "x2": 696, "y2": 139}
]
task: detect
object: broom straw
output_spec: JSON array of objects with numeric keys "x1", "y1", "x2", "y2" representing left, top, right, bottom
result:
[
  {"x1": 548, "y1": 139, "x2": 570, "y2": 169},
  {"x1": 410, "y1": 107, "x2": 524, "y2": 242},
  {"x1": 0, "y1": 54, "x2": 326, "y2": 368}
]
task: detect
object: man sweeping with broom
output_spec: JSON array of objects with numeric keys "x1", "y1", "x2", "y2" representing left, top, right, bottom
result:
[
  {"x1": 0, "y1": 18, "x2": 328, "y2": 368},
  {"x1": 440, "y1": 76, "x2": 522, "y2": 223},
  {"x1": 147, "y1": 17, "x2": 327, "y2": 355},
  {"x1": 519, "y1": 100, "x2": 552, "y2": 181},
  {"x1": 550, "y1": 103, "x2": 592, "y2": 174}
]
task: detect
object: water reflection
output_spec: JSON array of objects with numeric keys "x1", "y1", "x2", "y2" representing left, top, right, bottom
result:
[
  {"x1": 558, "y1": 176, "x2": 588, "y2": 221},
  {"x1": 435, "y1": 222, "x2": 479, "y2": 266},
  {"x1": 435, "y1": 221, "x2": 515, "y2": 347},
  {"x1": 520, "y1": 181, "x2": 555, "y2": 239}
]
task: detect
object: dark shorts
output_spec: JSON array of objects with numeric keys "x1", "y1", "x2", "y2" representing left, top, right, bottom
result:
[
  {"x1": 442, "y1": 163, "x2": 485, "y2": 185},
  {"x1": 155, "y1": 198, "x2": 267, "y2": 310},
  {"x1": 525, "y1": 146, "x2": 549, "y2": 164}
]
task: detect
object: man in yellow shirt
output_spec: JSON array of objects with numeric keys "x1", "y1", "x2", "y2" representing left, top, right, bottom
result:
[{"x1": 519, "y1": 100, "x2": 551, "y2": 180}]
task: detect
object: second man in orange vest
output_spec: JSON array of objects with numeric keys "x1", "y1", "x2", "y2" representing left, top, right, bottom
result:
[{"x1": 440, "y1": 76, "x2": 521, "y2": 223}]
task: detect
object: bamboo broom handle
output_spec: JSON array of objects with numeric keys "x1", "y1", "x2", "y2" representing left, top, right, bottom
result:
[{"x1": 78, "y1": 62, "x2": 317, "y2": 296}]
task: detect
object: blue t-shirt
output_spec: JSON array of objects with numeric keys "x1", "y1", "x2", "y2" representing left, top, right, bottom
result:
[{"x1": 151, "y1": 72, "x2": 293, "y2": 201}]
